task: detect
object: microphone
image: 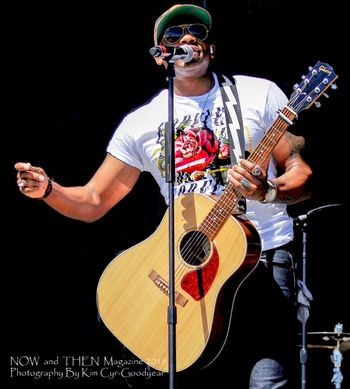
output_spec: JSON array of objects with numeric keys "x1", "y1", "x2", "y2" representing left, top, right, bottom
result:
[
  {"x1": 149, "y1": 45, "x2": 168, "y2": 58},
  {"x1": 149, "y1": 44, "x2": 194, "y2": 63}
]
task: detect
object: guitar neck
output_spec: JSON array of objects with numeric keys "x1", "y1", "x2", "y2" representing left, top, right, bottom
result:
[
  {"x1": 247, "y1": 105, "x2": 297, "y2": 167},
  {"x1": 199, "y1": 105, "x2": 297, "y2": 240}
]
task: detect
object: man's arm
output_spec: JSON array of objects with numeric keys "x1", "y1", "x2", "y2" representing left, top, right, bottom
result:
[
  {"x1": 228, "y1": 131, "x2": 312, "y2": 204},
  {"x1": 270, "y1": 131, "x2": 312, "y2": 204},
  {"x1": 15, "y1": 153, "x2": 141, "y2": 222}
]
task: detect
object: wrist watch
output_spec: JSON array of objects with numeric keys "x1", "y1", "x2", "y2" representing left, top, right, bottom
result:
[{"x1": 260, "y1": 180, "x2": 277, "y2": 204}]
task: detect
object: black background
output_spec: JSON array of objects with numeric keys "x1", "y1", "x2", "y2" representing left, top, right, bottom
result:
[{"x1": 3, "y1": 0, "x2": 349, "y2": 387}]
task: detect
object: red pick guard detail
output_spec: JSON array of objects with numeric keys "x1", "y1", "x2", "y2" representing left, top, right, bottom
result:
[{"x1": 181, "y1": 245, "x2": 219, "y2": 300}]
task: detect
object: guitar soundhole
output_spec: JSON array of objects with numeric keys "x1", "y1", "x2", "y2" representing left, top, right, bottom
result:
[{"x1": 179, "y1": 230, "x2": 211, "y2": 266}]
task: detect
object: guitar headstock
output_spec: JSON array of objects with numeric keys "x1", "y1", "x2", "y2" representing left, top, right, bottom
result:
[{"x1": 289, "y1": 61, "x2": 338, "y2": 113}]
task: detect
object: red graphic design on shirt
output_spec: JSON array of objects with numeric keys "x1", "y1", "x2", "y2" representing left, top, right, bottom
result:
[{"x1": 175, "y1": 127, "x2": 219, "y2": 173}]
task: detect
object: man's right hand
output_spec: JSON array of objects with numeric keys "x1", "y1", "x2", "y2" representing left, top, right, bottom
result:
[{"x1": 15, "y1": 162, "x2": 49, "y2": 199}]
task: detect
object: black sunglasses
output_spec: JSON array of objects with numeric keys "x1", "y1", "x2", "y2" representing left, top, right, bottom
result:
[{"x1": 163, "y1": 23, "x2": 209, "y2": 45}]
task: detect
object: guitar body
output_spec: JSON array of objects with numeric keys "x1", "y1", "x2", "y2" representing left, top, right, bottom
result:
[{"x1": 97, "y1": 193, "x2": 261, "y2": 372}]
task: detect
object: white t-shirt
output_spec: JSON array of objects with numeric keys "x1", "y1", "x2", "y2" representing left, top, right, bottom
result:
[{"x1": 107, "y1": 73, "x2": 293, "y2": 251}]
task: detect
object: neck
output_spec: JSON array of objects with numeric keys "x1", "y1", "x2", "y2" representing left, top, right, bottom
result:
[{"x1": 174, "y1": 72, "x2": 214, "y2": 97}]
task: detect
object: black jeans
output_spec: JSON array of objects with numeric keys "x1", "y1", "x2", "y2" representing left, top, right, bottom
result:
[{"x1": 246, "y1": 243, "x2": 297, "y2": 388}]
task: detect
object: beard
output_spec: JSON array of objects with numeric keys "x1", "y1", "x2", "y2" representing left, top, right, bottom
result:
[{"x1": 174, "y1": 54, "x2": 211, "y2": 79}]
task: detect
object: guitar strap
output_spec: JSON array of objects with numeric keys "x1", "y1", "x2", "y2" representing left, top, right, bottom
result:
[
  {"x1": 218, "y1": 74, "x2": 245, "y2": 165},
  {"x1": 218, "y1": 74, "x2": 246, "y2": 213}
]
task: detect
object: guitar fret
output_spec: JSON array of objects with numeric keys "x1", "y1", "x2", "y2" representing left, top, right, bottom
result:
[
  {"x1": 249, "y1": 118, "x2": 291, "y2": 166},
  {"x1": 201, "y1": 214, "x2": 224, "y2": 238},
  {"x1": 258, "y1": 143, "x2": 269, "y2": 152},
  {"x1": 267, "y1": 127, "x2": 281, "y2": 141},
  {"x1": 199, "y1": 186, "x2": 242, "y2": 240},
  {"x1": 205, "y1": 212, "x2": 225, "y2": 228},
  {"x1": 208, "y1": 216, "x2": 222, "y2": 228},
  {"x1": 278, "y1": 111, "x2": 294, "y2": 125}
]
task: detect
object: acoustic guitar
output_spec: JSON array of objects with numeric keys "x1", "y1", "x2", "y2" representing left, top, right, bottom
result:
[{"x1": 97, "y1": 61, "x2": 337, "y2": 372}]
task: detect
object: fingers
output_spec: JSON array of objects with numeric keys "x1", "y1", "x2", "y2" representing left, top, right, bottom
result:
[
  {"x1": 229, "y1": 172, "x2": 255, "y2": 195},
  {"x1": 15, "y1": 162, "x2": 47, "y2": 198},
  {"x1": 17, "y1": 170, "x2": 45, "y2": 182},
  {"x1": 15, "y1": 162, "x2": 33, "y2": 172},
  {"x1": 15, "y1": 162, "x2": 46, "y2": 181},
  {"x1": 18, "y1": 183, "x2": 41, "y2": 195},
  {"x1": 251, "y1": 166, "x2": 263, "y2": 178},
  {"x1": 239, "y1": 159, "x2": 266, "y2": 180},
  {"x1": 228, "y1": 159, "x2": 267, "y2": 199},
  {"x1": 227, "y1": 167, "x2": 253, "y2": 194},
  {"x1": 15, "y1": 162, "x2": 45, "y2": 175}
]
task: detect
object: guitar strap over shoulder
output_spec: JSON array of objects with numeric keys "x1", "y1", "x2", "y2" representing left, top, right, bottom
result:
[
  {"x1": 218, "y1": 74, "x2": 247, "y2": 213},
  {"x1": 218, "y1": 74, "x2": 245, "y2": 165}
]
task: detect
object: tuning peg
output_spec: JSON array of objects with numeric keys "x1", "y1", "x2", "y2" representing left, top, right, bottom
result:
[
  {"x1": 323, "y1": 93, "x2": 329, "y2": 99},
  {"x1": 293, "y1": 84, "x2": 302, "y2": 94},
  {"x1": 314, "y1": 101, "x2": 321, "y2": 108},
  {"x1": 331, "y1": 84, "x2": 338, "y2": 90}
]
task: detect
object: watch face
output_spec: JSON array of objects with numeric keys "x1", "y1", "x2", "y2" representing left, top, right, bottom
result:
[
  {"x1": 266, "y1": 187, "x2": 277, "y2": 202},
  {"x1": 261, "y1": 180, "x2": 277, "y2": 203}
]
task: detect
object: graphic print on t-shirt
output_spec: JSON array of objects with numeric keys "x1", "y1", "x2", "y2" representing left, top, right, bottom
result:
[{"x1": 156, "y1": 108, "x2": 232, "y2": 197}]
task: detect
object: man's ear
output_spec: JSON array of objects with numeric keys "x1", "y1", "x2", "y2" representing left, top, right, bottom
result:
[{"x1": 209, "y1": 44, "x2": 216, "y2": 57}]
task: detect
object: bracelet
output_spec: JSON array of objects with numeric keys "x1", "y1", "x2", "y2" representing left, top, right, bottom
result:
[{"x1": 40, "y1": 177, "x2": 53, "y2": 200}]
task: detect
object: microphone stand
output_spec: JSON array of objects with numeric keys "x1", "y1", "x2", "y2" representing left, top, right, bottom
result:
[
  {"x1": 294, "y1": 214, "x2": 308, "y2": 389},
  {"x1": 164, "y1": 60, "x2": 177, "y2": 389},
  {"x1": 331, "y1": 323, "x2": 344, "y2": 388},
  {"x1": 294, "y1": 203, "x2": 343, "y2": 389},
  {"x1": 149, "y1": 44, "x2": 194, "y2": 389}
]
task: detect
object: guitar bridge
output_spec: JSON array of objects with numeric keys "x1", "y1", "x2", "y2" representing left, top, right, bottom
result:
[{"x1": 148, "y1": 270, "x2": 188, "y2": 307}]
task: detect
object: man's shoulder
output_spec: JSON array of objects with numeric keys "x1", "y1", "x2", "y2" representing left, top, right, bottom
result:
[
  {"x1": 215, "y1": 72, "x2": 275, "y2": 94},
  {"x1": 231, "y1": 74, "x2": 280, "y2": 102},
  {"x1": 129, "y1": 89, "x2": 168, "y2": 116},
  {"x1": 233, "y1": 74, "x2": 275, "y2": 89},
  {"x1": 145, "y1": 89, "x2": 168, "y2": 107}
]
